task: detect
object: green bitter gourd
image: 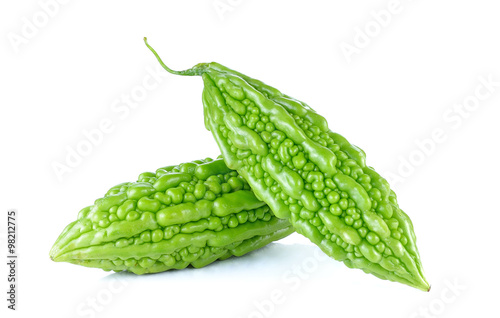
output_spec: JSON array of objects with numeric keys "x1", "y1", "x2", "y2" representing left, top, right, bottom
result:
[
  {"x1": 144, "y1": 38, "x2": 430, "y2": 291},
  {"x1": 50, "y1": 157, "x2": 294, "y2": 274}
]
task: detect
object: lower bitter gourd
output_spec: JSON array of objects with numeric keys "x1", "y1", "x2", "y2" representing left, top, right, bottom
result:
[
  {"x1": 49, "y1": 157, "x2": 294, "y2": 274},
  {"x1": 144, "y1": 38, "x2": 430, "y2": 291}
]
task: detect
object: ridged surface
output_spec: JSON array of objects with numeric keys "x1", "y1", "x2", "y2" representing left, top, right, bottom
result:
[
  {"x1": 195, "y1": 63, "x2": 429, "y2": 291},
  {"x1": 50, "y1": 158, "x2": 293, "y2": 274}
]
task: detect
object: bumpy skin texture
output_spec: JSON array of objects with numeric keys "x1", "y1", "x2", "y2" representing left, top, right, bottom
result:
[
  {"x1": 50, "y1": 158, "x2": 294, "y2": 274},
  {"x1": 144, "y1": 38, "x2": 429, "y2": 291}
]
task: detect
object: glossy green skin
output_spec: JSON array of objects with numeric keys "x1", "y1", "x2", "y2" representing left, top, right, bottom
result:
[
  {"x1": 144, "y1": 38, "x2": 429, "y2": 291},
  {"x1": 50, "y1": 157, "x2": 294, "y2": 274}
]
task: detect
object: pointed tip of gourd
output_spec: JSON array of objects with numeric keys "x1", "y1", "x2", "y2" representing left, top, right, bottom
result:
[
  {"x1": 49, "y1": 245, "x2": 62, "y2": 262},
  {"x1": 49, "y1": 237, "x2": 71, "y2": 263},
  {"x1": 50, "y1": 243, "x2": 75, "y2": 263},
  {"x1": 411, "y1": 274, "x2": 431, "y2": 292},
  {"x1": 417, "y1": 281, "x2": 431, "y2": 292},
  {"x1": 50, "y1": 251, "x2": 70, "y2": 263}
]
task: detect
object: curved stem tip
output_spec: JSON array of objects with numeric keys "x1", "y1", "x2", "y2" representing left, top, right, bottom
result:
[{"x1": 143, "y1": 37, "x2": 204, "y2": 76}]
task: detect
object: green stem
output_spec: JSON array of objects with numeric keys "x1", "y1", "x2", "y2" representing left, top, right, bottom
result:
[{"x1": 143, "y1": 37, "x2": 205, "y2": 76}]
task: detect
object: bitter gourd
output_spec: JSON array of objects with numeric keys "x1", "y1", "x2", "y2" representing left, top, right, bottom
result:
[
  {"x1": 144, "y1": 38, "x2": 430, "y2": 291},
  {"x1": 50, "y1": 157, "x2": 294, "y2": 274}
]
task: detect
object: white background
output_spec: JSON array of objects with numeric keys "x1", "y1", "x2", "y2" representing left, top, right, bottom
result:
[{"x1": 1, "y1": 1, "x2": 499, "y2": 317}]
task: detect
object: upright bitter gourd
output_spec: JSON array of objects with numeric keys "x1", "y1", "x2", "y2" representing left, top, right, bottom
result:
[
  {"x1": 50, "y1": 157, "x2": 294, "y2": 274},
  {"x1": 144, "y1": 38, "x2": 430, "y2": 290}
]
